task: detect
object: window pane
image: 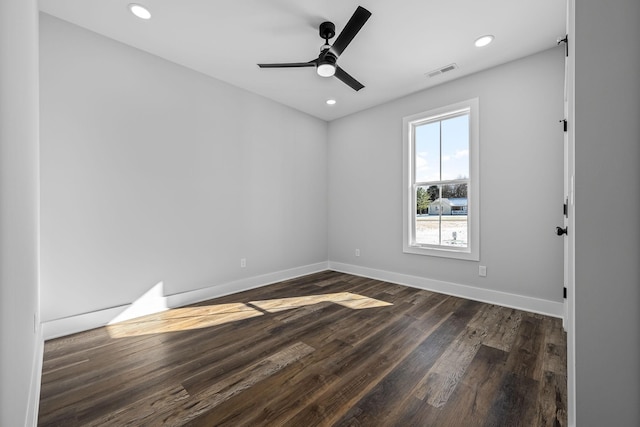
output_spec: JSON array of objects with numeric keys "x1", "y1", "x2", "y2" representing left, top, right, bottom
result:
[
  {"x1": 441, "y1": 114, "x2": 469, "y2": 180},
  {"x1": 441, "y1": 182, "x2": 468, "y2": 247},
  {"x1": 415, "y1": 183, "x2": 468, "y2": 248},
  {"x1": 415, "y1": 185, "x2": 440, "y2": 245},
  {"x1": 415, "y1": 122, "x2": 440, "y2": 182},
  {"x1": 441, "y1": 215, "x2": 468, "y2": 247}
]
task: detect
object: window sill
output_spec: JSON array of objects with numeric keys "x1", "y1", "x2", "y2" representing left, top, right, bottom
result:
[{"x1": 403, "y1": 244, "x2": 479, "y2": 261}]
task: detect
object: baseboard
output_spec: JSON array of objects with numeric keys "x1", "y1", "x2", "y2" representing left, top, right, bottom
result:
[
  {"x1": 25, "y1": 328, "x2": 43, "y2": 427},
  {"x1": 43, "y1": 305, "x2": 129, "y2": 340},
  {"x1": 42, "y1": 261, "x2": 329, "y2": 340},
  {"x1": 328, "y1": 262, "x2": 565, "y2": 318}
]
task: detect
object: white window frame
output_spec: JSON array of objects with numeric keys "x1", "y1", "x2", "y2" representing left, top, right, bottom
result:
[{"x1": 402, "y1": 98, "x2": 479, "y2": 261}]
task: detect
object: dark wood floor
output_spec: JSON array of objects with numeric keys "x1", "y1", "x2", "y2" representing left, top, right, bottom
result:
[{"x1": 38, "y1": 271, "x2": 567, "y2": 426}]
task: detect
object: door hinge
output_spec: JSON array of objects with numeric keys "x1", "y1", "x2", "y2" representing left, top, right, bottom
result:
[
  {"x1": 557, "y1": 34, "x2": 568, "y2": 57},
  {"x1": 563, "y1": 197, "x2": 568, "y2": 217},
  {"x1": 563, "y1": 287, "x2": 567, "y2": 299},
  {"x1": 560, "y1": 119, "x2": 567, "y2": 132}
]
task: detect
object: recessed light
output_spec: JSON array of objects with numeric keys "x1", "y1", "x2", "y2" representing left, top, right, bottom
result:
[
  {"x1": 129, "y1": 4, "x2": 151, "y2": 20},
  {"x1": 474, "y1": 35, "x2": 494, "y2": 47},
  {"x1": 326, "y1": 99, "x2": 337, "y2": 105}
]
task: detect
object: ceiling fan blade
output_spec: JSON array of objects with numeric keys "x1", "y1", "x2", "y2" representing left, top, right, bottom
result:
[
  {"x1": 335, "y1": 66, "x2": 364, "y2": 91},
  {"x1": 330, "y1": 6, "x2": 371, "y2": 57},
  {"x1": 257, "y1": 61, "x2": 316, "y2": 68}
]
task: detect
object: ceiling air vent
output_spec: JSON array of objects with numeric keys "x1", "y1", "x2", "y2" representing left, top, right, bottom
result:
[{"x1": 426, "y1": 63, "x2": 458, "y2": 78}]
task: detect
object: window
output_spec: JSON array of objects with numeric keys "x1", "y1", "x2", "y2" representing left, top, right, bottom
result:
[{"x1": 403, "y1": 98, "x2": 479, "y2": 260}]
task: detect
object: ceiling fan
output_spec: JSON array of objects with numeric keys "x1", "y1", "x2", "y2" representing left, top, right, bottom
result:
[{"x1": 257, "y1": 6, "x2": 372, "y2": 91}]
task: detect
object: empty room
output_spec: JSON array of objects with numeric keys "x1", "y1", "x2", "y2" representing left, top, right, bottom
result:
[{"x1": 1, "y1": 0, "x2": 639, "y2": 426}]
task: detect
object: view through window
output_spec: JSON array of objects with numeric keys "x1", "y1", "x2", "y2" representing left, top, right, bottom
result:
[{"x1": 415, "y1": 113, "x2": 469, "y2": 247}]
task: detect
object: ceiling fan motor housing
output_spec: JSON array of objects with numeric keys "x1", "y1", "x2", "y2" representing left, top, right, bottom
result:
[{"x1": 319, "y1": 21, "x2": 336, "y2": 40}]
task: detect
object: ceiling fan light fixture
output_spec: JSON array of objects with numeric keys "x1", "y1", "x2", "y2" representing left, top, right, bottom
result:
[
  {"x1": 317, "y1": 63, "x2": 336, "y2": 77},
  {"x1": 474, "y1": 35, "x2": 494, "y2": 47},
  {"x1": 317, "y1": 51, "x2": 337, "y2": 77},
  {"x1": 128, "y1": 3, "x2": 151, "y2": 20}
]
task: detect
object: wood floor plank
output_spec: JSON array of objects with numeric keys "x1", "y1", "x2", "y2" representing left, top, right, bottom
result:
[
  {"x1": 226, "y1": 300, "x2": 451, "y2": 426},
  {"x1": 43, "y1": 307, "x2": 313, "y2": 424},
  {"x1": 38, "y1": 271, "x2": 567, "y2": 427},
  {"x1": 180, "y1": 303, "x2": 345, "y2": 395},
  {"x1": 40, "y1": 313, "x2": 284, "y2": 424},
  {"x1": 397, "y1": 344, "x2": 509, "y2": 426},
  {"x1": 505, "y1": 314, "x2": 546, "y2": 380},
  {"x1": 483, "y1": 372, "x2": 539, "y2": 427},
  {"x1": 333, "y1": 300, "x2": 483, "y2": 426},
  {"x1": 542, "y1": 316, "x2": 567, "y2": 376},
  {"x1": 284, "y1": 303, "x2": 458, "y2": 426},
  {"x1": 229, "y1": 315, "x2": 424, "y2": 427},
  {"x1": 84, "y1": 385, "x2": 191, "y2": 427},
  {"x1": 470, "y1": 305, "x2": 523, "y2": 352},
  {"x1": 297, "y1": 296, "x2": 399, "y2": 349},
  {"x1": 410, "y1": 303, "x2": 520, "y2": 411},
  {"x1": 536, "y1": 370, "x2": 568, "y2": 427},
  {"x1": 156, "y1": 341, "x2": 315, "y2": 426},
  {"x1": 185, "y1": 339, "x2": 351, "y2": 426},
  {"x1": 416, "y1": 322, "x2": 487, "y2": 407}
]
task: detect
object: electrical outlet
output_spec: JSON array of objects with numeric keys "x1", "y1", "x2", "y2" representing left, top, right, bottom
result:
[
  {"x1": 355, "y1": 248, "x2": 360, "y2": 257},
  {"x1": 479, "y1": 265, "x2": 487, "y2": 277},
  {"x1": 240, "y1": 258, "x2": 246, "y2": 268}
]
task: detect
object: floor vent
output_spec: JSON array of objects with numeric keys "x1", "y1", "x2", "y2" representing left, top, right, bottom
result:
[{"x1": 426, "y1": 63, "x2": 458, "y2": 78}]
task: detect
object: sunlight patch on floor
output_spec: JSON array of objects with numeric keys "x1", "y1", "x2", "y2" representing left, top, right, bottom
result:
[
  {"x1": 106, "y1": 292, "x2": 392, "y2": 338},
  {"x1": 249, "y1": 292, "x2": 393, "y2": 313},
  {"x1": 106, "y1": 303, "x2": 263, "y2": 338}
]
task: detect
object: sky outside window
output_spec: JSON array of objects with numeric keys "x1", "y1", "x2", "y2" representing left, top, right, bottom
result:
[{"x1": 415, "y1": 114, "x2": 469, "y2": 182}]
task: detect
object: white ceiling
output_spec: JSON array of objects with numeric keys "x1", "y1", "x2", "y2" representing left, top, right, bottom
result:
[{"x1": 38, "y1": 0, "x2": 566, "y2": 121}]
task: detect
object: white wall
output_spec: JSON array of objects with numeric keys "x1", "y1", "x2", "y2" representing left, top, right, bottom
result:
[
  {"x1": 574, "y1": 0, "x2": 640, "y2": 424},
  {"x1": 39, "y1": 14, "x2": 328, "y2": 323},
  {"x1": 0, "y1": 0, "x2": 42, "y2": 425},
  {"x1": 328, "y1": 48, "x2": 565, "y2": 304}
]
